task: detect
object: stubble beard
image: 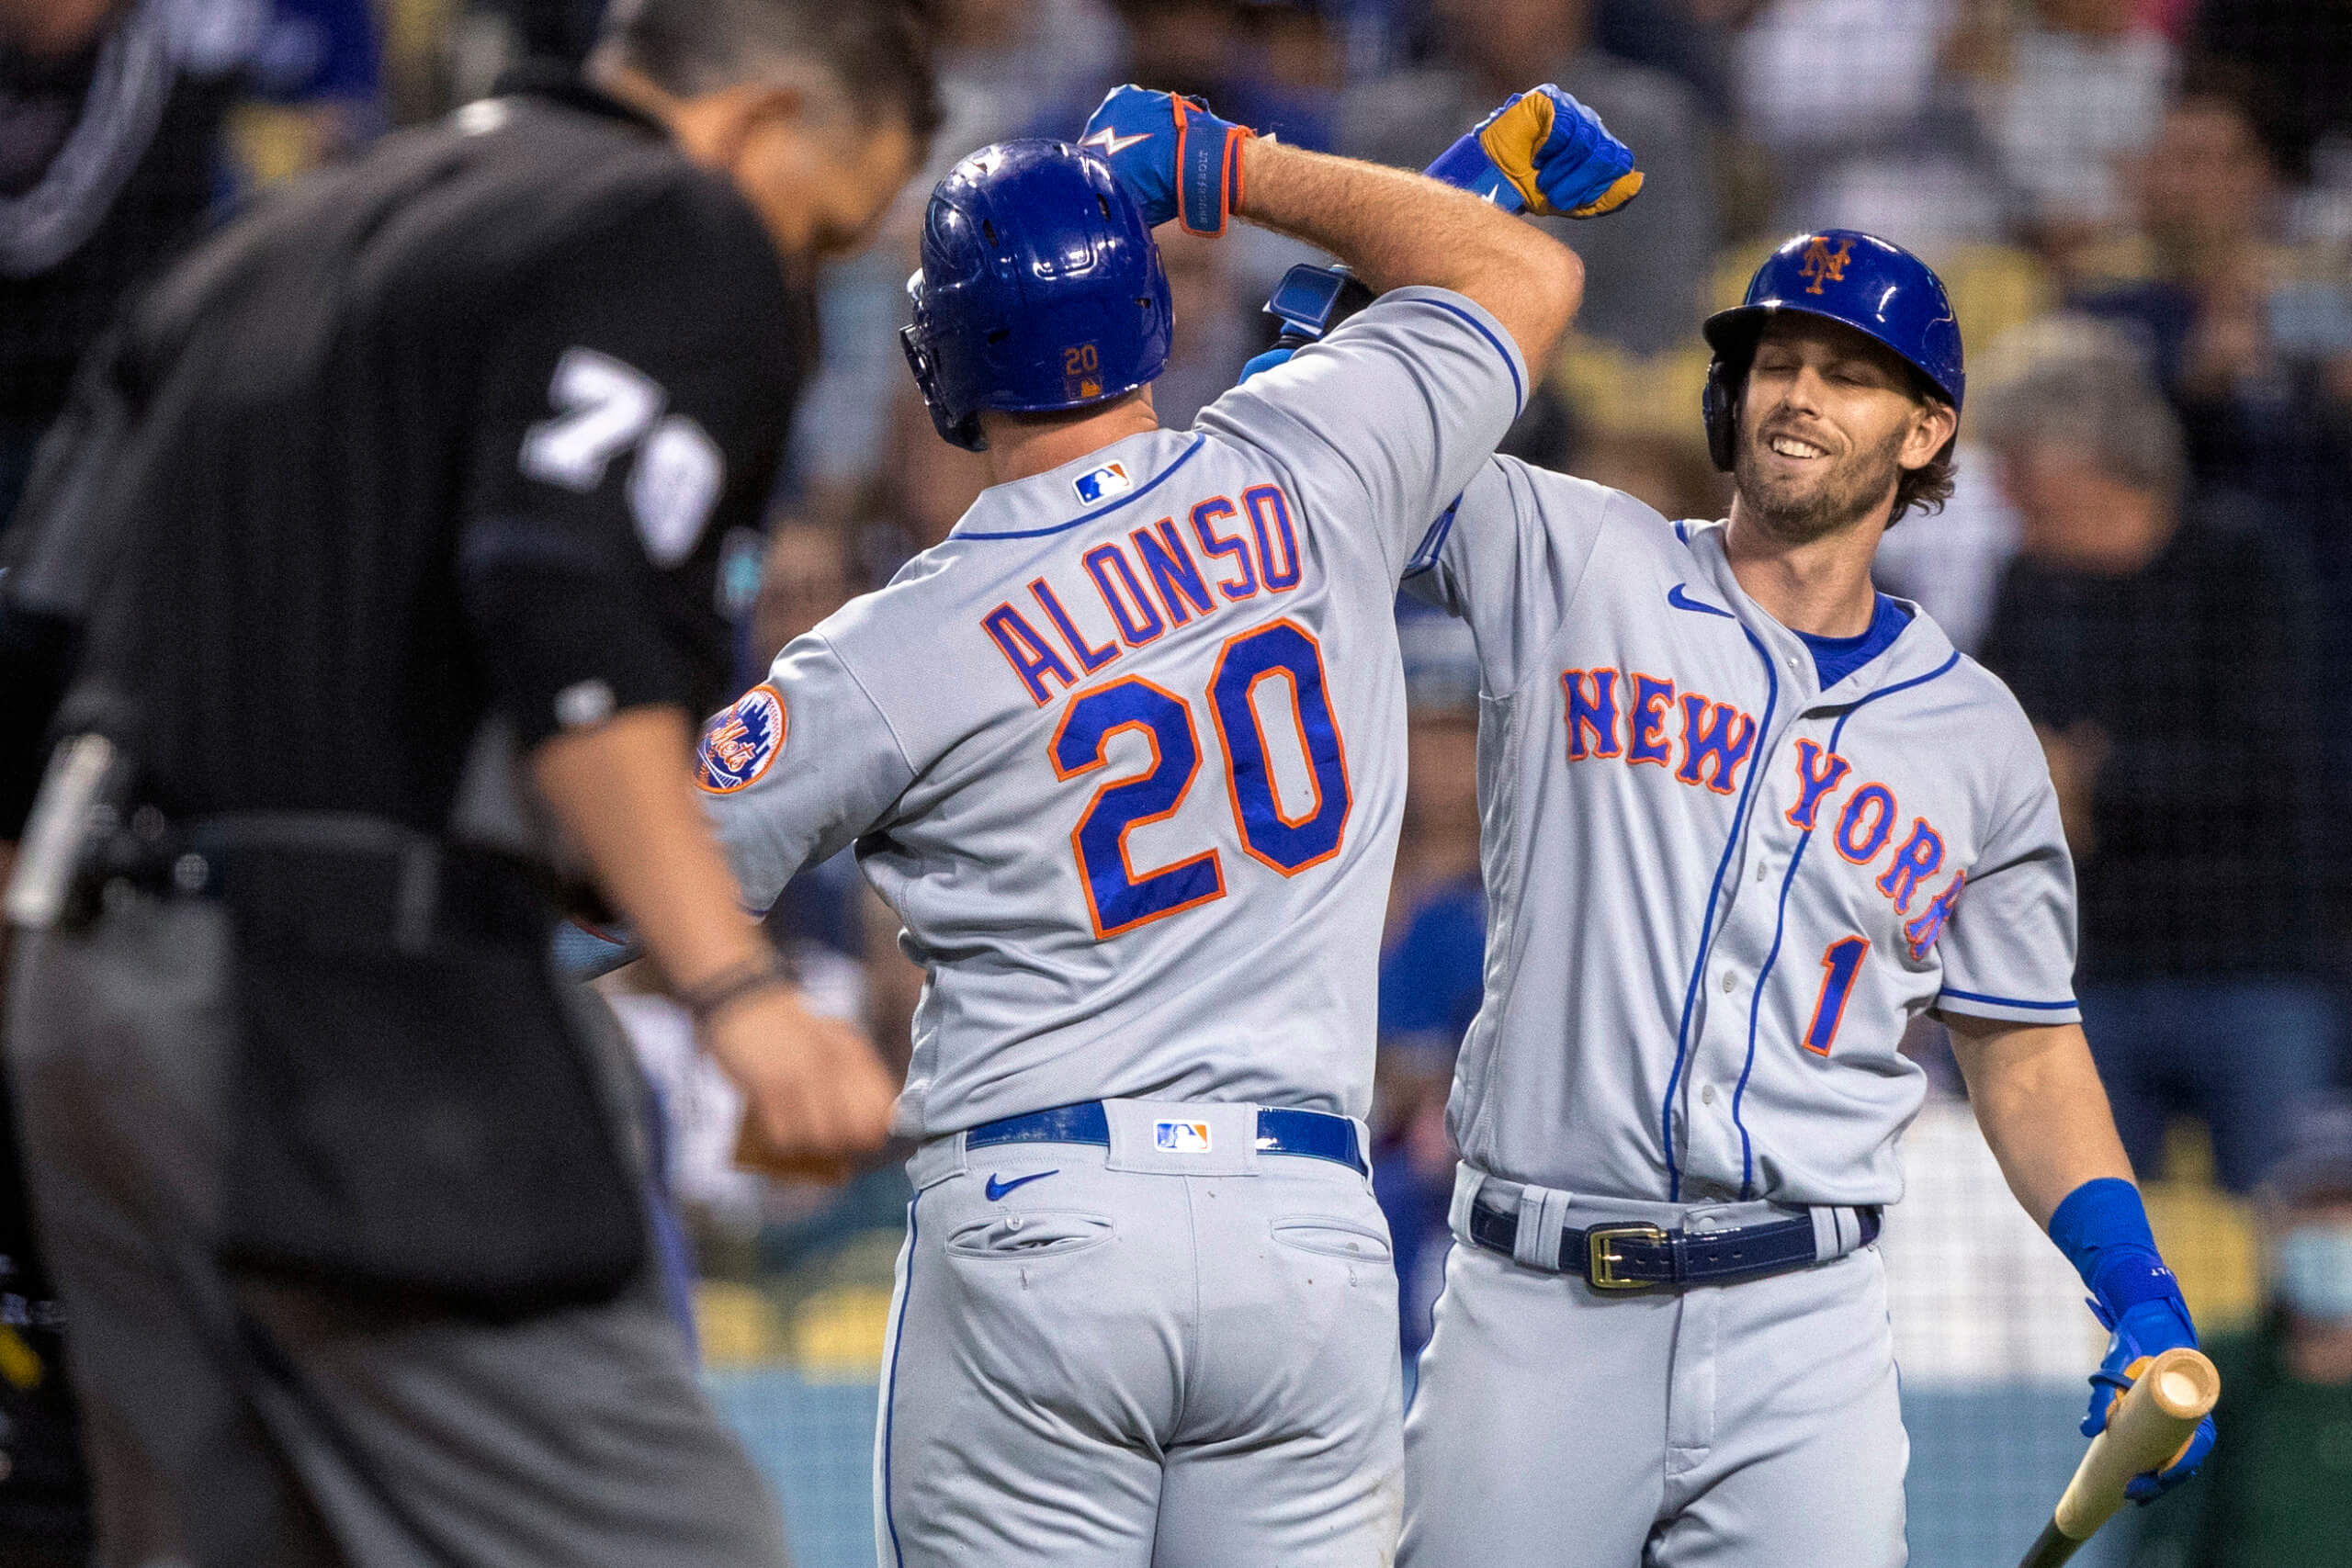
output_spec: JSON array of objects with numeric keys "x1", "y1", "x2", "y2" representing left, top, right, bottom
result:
[{"x1": 1732, "y1": 421, "x2": 1907, "y2": 544}]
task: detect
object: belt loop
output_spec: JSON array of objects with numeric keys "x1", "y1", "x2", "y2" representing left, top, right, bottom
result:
[
  {"x1": 1808, "y1": 1204, "x2": 1871, "y2": 1263},
  {"x1": 1448, "y1": 1162, "x2": 1487, "y2": 1240},
  {"x1": 905, "y1": 1131, "x2": 971, "y2": 1190},
  {"x1": 1514, "y1": 1181, "x2": 1576, "y2": 1271}
]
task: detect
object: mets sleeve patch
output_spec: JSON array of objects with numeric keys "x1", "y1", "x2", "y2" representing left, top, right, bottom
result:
[{"x1": 695, "y1": 684, "x2": 786, "y2": 793}]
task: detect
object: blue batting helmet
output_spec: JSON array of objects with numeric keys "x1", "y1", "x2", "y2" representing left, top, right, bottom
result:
[
  {"x1": 899, "y1": 140, "x2": 1174, "y2": 452},
  {"x1": 1700, "y1": 230, "x2": 1962, "y2": 472}
]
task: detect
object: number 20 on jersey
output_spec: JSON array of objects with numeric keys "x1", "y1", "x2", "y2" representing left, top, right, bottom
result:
[{"x1": 1052, "y1": 618, "x2": 1351, "y2": 938}]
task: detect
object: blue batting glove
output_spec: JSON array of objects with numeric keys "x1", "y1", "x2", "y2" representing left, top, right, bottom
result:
[
  {"x1": 1079, "y1": 85, "x2": 1254, "y2": 236},
  {"x1": 1441, "y1": 85, "x2": 1641, "y2": 220},
  {"x1": 2082, "y1": 1292, "x2": 2215, "y2": 1503}
]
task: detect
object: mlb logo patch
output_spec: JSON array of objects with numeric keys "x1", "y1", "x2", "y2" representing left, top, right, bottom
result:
[
  {"x1": 695, "y1": 685, "x2": 786, "y2": 794},
  {"x1": 1073, "y1": 460, "x2": 1132, "y2": 505},
  {"x1": 1154, "y1": 1120, "x2": 1213, "y2": 1154}
]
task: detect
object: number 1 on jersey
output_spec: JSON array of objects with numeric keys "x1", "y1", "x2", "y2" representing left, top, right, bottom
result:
[
  {"x1": 1054, "y1": 619, "x2": 1350, "y2": 939},
  {"x1": 1803, "y1": 936, "x2": 1870, "y2": 1055}
]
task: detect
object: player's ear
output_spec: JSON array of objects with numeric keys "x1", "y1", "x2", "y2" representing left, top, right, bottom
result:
[
  {"x1": 694, "y1": 82, "x2": 807, "y2": 168},
  {"x1": 1899, "y1": 397, "x2": 1958, "y2": 472}
]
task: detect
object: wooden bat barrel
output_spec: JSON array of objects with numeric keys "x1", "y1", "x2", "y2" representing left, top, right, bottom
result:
[{"x1": 2016, "y1": 1347, "x2": 2222, "y2": 1568}]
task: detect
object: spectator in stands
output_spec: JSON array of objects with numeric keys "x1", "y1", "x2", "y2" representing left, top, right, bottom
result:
[
  {"x1": 219, "y1": 0, "x2": 384, "y2": 186},
  {"x1": 2125, "y1": 1098, "x2": 2352, "y2": 1566},
  {"x1": 1956, "y1": 0, "x2": 2173, "y2": 258},
  {"x1": 2191, "y1": 0, "x2": 2352, "y2": 184},
  {"x1": 1732, "y1": 0, "x2": 2007, "y2": 245},
  {"x1": 1217, "y1": 0, "x2": 1345, "y2": 152},
  {"x1": 2, "y1": 0, "x2": 231, "y2": 522},
  {"x1": 750, "y1": 516, "x2": 867, "y2": 963},
  {"x1": 1589, "y1": 0, "x2": 1745, "y2": 117},
  {"x1": 1374, "y1": 609, "x2": 1486, "y2": 1356},
  {"x1": 2075, "y1": 72, "x2": 2352, "y2": 782},
  {"x1": 1973, "y1": 317, "x2": 2341, "y2": 1195},
  {"x1": 2, "y1": 0, "x2": 386, "y2": 521},
  {"x1": 2073, "y1": 72, "x2": 2339, "y2": 495},
  {"x1": 1339, "y1": 0, "x2": 1714, "y2": 354},
  {"x1": 749, "y1": 515, "x2": 855, "y2": 674}
]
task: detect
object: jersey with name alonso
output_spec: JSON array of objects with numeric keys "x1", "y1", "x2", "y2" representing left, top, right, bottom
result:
[
  {"x1": 1407, "y1": 458, "x2": 2080, "y2": 1207},
  {"x1": 702, "y1": 288, "x2": 1527, "y2": 1138}
]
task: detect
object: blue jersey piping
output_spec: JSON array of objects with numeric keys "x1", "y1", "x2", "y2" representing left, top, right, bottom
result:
[
  {"x1": 1419, "y1": 299, "x2": 1524, "y2": 413},
  {"x1": 1728, "y1": 649, "x2": 1962, "y2": 1197},
  {"x1": 956, "y1": 435, "x2": 1208, "y2": 540},
  {"x1": 1660, "y1": 622, "x2": 1779, "y2": 1201},
  {"x1": 1939, "y1": 986, "x2": 2079, "y2": 1011},
  {"x1": 879, "y1": 1190, "x2": 920, "y2": 1567},
  {"x1": 1404, "y1": 492, "x2": 1464, "y2": 579}
]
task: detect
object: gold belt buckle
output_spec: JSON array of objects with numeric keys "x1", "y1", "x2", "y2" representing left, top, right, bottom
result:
[{"x1": 1586, "y1": 1223, "x2": 1669, "y2": 1291}]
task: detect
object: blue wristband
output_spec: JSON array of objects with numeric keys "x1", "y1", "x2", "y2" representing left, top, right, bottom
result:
[
  {"x1": 1423, "y1": 131, "x2": 1528, "y2": 212},
  {"x1": 2049, "y1": 1178, "x2": 2178, "y2": 1318}
]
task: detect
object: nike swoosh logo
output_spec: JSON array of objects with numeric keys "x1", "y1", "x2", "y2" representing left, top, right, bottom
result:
[
  {"x1": 1080, "y1": 128, "x2": 1154, "y2": 156},
  {"x1": 1667, "y1": 583, "x2": 1736, "y2": 619},
  {"x1": 984, "y1": 1170, "x2": 1059, "y2": 1201}
]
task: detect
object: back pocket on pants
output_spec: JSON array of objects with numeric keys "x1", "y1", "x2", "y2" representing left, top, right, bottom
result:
[
  {"x1": 947, "y1": 1212, "x2": 1115, "y2": 1260},
  {"x1": 1271, "y1": 1214, "x2": 1393, "y2": 1262}
]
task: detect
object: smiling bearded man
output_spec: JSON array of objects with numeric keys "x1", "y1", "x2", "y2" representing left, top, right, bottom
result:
[
  {"x1": 1385, "y1": 230, "x2": 2215, "y2": 1568},
  {"x1": 1729, "y1": 312, "x2": 1951, "y2": 546}
]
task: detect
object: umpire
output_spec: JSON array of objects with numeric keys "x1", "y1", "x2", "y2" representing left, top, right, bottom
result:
[{"x1": 0, "y1": 2, "x2": 933, "y2": 1563}]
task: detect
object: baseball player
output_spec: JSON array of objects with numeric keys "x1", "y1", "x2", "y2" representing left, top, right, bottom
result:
[
  {"x1": 694, "y1": 85, "x2": 1636, "y2": 1567},
  {"x1": 1382, "y1": 233, "x2": 2216, "y2": 1566}
]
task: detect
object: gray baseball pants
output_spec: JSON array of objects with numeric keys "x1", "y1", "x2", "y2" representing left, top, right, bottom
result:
[
  {"x1": 6, "y1": 896, "x2": 791, "y2": 1568},
  {"x1": 1399, "y1": 1175, "x2": 1906, "y2": 1568},
  {"x1": 877, "y1": 1098, "x2": 1403, "y2": 1568}
]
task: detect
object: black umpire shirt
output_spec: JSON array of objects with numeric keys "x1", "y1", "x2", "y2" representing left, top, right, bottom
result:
[{"x1": 15, "y1": 73, "x2": 808, "y2": 838}]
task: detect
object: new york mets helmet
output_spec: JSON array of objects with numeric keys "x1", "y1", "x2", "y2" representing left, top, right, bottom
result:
[
  {"x1": 899, "y1": 139, "x2": 1174, "y2": 452},
  {"x1": 1700, "y1": 230, "x2": 1962, "y2": 472}
]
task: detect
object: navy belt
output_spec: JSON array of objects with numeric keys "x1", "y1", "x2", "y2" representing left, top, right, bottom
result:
[
  {"x1": 966, "y1": 1101, "x2": 1365, "y2": 1177},
  {"x1": 1468, "y1": 1195, "x2": 1879, "y2": 1292}
]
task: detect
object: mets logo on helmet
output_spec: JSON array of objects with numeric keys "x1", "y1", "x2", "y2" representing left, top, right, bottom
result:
[
  {"x1": 695, "y1": 685, "x2": 786, "y2": 794},
  {"x1": 1799, "y1": 236, "x2": 1854, "y2": 295}
]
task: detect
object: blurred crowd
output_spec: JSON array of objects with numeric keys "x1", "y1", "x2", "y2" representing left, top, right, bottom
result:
[{"x1": 6, "y1": 0, "x2": 2352, "y2": 1548}]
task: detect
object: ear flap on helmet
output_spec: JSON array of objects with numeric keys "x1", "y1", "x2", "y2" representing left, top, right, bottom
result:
[
  {"x1": 899, "y1": 322, "x2": 986, "y2": 452},
  {"x1": 1702, "y1": 356, "x2": 1738, "y2": 473}
]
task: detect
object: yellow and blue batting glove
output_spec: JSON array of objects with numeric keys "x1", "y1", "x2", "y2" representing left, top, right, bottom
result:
[
  {"x1": 1440, "y1": 84, "x2": 1640, "y2": 220},
  {"x1": 1080, "y1": 85, "x2": 1255, "y2": 237}
]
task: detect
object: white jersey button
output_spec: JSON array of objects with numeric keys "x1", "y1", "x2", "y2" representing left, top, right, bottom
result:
[
  {"x1": 1700, "y1": 1084, "x2": 1716, "y2": 1105},
  {"x1": 1720, "y1": 969, "x2": 1736, "y2": 993}
]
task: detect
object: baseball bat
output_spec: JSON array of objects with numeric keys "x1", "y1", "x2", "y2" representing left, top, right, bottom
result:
[{"x1": 2014, "y1": 1347, "x2": 2220, "y2": 1568}]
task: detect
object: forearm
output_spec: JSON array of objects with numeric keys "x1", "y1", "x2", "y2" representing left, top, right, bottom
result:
[
  {"x1": 1945, "y1": 1017, "x2": 2134, "y2": 1227},
  {"x1": 1235, "y1": 138, "x2": 1581, "y2": 366},
  {"x1": 528, "y1": 705, "x2": 768, "y2": 994}
]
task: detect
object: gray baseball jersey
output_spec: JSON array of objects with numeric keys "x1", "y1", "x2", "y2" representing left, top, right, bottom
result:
[
  {"x1": 1407, "y1": 457, "x2": 2079, "y2": 1208},
  {"x1": 699, "y1": 288, "x2": 1526, "y2": 1138}
]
